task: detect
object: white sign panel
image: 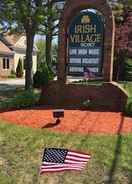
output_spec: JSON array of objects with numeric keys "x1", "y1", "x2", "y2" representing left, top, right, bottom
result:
[
  {"x1": 78, "y1": 49, "x2": 87, "y2": 55},
  {"x1": 89, "y1": 49, "x2": 100, "y2": 55},
  {"x1": 69, "y1": 67, "x2": 84, "y2": 72},
  {"x1": 69, "y1": 49, "x2": 77, "y2": 55},
  {"x1": 69, "y1": 58, "x2": 81, "y2": 64},
  {"x1": 82, "y1": 58, "x2": 99, "y2": 64}
]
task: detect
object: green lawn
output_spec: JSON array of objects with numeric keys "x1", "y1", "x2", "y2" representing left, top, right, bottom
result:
[
  {"x1": 0, "y1": 83, "x2": 132, "y2": 183},
  {"x1": 0, "y1": 121, "x2": 132, "y2": 184}
]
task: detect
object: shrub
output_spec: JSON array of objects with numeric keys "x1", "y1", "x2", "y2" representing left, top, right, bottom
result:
[
  {"x1": 33, "y1": 63, "x2": 54, "y2": 88},
  {"x1": 16, "y1": 58, "x2": 23, "y2": 78},
  {"x1": 8, "y1": 70, "x2": 16, "y2": 78},
  {"x1": 124, "y1": 58, "x2": 132, "y2": 81},
  {"x1": 123, "y1": 97, "x2": 132, "y2": 117},
  {"x1": 0, "y1": 90, "x2": 40, "y2": 109}
]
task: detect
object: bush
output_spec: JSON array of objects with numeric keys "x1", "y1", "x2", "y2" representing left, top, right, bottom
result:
[
  {"x1": 8, "y1": 70, "x2": 16, "y2": 78},
  {"x1": 124, "y1": 58, "x2": 132, "y2": 81},
  {"x1": 16, "y1": 58, "x2": 23, "y2": 78},
  {"x1": 33, "y1": 63, "x2": 54, "y2": 88},
  {"x1": 123, "y1": 97, "x2": 132, "y2": 117},
  {"x1": 0, "y1": 90, "x2": 39, "y2": 109}
]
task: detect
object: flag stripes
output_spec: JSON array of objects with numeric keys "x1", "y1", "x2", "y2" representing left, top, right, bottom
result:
[{"x1": 40, "y1": 148, "x2": 91, "y2": 174}]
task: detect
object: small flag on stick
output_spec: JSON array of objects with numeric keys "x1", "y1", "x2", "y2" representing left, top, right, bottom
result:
[{"x1": 40, "y1": 148, "x2": 91, "y2": 174}]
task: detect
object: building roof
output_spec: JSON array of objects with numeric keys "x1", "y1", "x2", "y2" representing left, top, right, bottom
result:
[
  {"x1": 0, "y1": 40, "x2": 13, "y2": 55},
  {"x1": 0, "y1": 33, "x2": 37, "y2": 55},
  {"x1": 4, "y1": 33, "x2": 24, "y2": 46}
]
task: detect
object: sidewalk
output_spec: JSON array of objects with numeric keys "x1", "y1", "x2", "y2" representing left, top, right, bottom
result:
[{"x1": 0, "y1": 78, "x2": 25, "y2": 91}]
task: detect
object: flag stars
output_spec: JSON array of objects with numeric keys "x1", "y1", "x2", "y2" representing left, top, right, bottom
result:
[{"x1": 43, "y1": 148, "x2": 68, "y2": 163}]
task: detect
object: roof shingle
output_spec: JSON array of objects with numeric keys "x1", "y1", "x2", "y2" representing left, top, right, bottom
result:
[{"x1": 0, "y1": 40, "x2": 13, "y2": 54}]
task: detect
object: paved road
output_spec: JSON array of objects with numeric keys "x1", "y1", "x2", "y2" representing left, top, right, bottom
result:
[{"x1": 0, "y1": 78, "x2": 25, "y2": 91}]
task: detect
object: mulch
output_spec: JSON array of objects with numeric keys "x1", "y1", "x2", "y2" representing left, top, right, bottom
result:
[{"x1": 0, "y1": 108, "x2": 132, "y2": 134}]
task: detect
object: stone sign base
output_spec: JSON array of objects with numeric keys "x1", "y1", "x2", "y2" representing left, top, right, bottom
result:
[{"x1": 40, "y1": 82, "x2": 128, "y2": 112}]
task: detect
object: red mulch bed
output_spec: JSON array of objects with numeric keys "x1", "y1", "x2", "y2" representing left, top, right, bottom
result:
[{"x1": 0, "y1": 108, "x2": 132, "y2": 134}]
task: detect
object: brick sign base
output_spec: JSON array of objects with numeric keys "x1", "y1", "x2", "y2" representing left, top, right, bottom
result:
[{"x1": 40, "y1": 82, "x2": 127, "y2": 111}]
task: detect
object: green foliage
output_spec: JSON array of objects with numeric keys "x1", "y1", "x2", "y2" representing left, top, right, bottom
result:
[
  {"x1": 0, "y1": 0, "x2": 59, "y2": 89},
  {"x1": 16, "y1": 58, "x2": 23, "y2": 78},
  {"x1": 119, "y1": 81, "x2": 132, "y2": 96},
  {"x1": 35, "y1": 38, "x2": 58, "y2": 72},
  {"x1": 8, "y1": 70, "x2": 16, "y2": 78},
  {"x1": 33, "y1": 63, "x2": 54, "y2": 88},
  {"x1": 0, "y1": 90, "x2": 40, "y2": 109},
  {"x1": 123, "y1": 97, "x2": 132, "y2": 117},
  {"x1": 35, "y1": 38, "x2": 46, "y2": 70},
  {"x1": 124, "y1": 58, "x2": 132, "y2": 81}
]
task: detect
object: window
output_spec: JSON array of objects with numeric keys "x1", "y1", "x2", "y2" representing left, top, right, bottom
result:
[{"x1": 3, "y1": 58, "x2": 10, "y2": 69}]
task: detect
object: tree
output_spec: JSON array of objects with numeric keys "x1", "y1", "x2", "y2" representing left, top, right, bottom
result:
[
  {"x1": 0, "y1": 0, "x2": 52, "y2": 89},
  {"x1": 35, "y1": 38, "x2": 58, "y2": 72},
  {"x1": 16, "y1": 58, "x2": 23, "y2": 78},
  {"x1": 114, "y1": 9, "x2": 132, "y2": 80},
  {"x1": 35, "y1": 38, "x2": 46, "y2": 70},
  {"x1": 115, "y1": 10, "x2": 132, "y2": 56},
  {"x1": 109, "y1": 0, "x2": 132, "y2": 80},
  {"x1": 13, "y1": 0, "x2": 47, "y2": 89},
  {"x1": 0, "y1": 0, "x2": 13, "y2": 33},
  {"x1": 39, "y1": 0, "x2": 62, "y2": 69},
  {"x1": 1, "y1": 0, "x2": 64, "y2": 89}
]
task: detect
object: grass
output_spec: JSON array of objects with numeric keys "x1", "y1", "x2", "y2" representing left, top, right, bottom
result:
[
  {"x1": 0, "y1": 121, "x2": 132, "y2": 184},
  {"x1": 119, "y1": 81, "x2": 132, "y2": 97},
  {"x1": 0, "y1": 83, "x2": 132, "y2": 183},
  {"x1": 119, "y1": 81, "x2": 132, "y2": 116}
]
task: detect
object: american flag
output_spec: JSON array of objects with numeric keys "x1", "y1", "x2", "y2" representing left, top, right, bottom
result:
[{"x1": 40, "y1": 148, "x2": 91, "y2": 174}]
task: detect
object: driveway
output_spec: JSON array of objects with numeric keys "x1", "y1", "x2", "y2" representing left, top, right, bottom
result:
[{"x1": 0, "y1": 78, "x2": 25, "y2": 91}]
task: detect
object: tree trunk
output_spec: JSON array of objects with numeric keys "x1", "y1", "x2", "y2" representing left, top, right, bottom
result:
[
  {"x1": 45, "y1": 1, "x2": 53, "y2": 69},
  {"x1": 45, "y1": 32, "x2": 52, "y2": 69},
  {"x1": 25, "y1": 30, "x2": 35, "y2": 90}
]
